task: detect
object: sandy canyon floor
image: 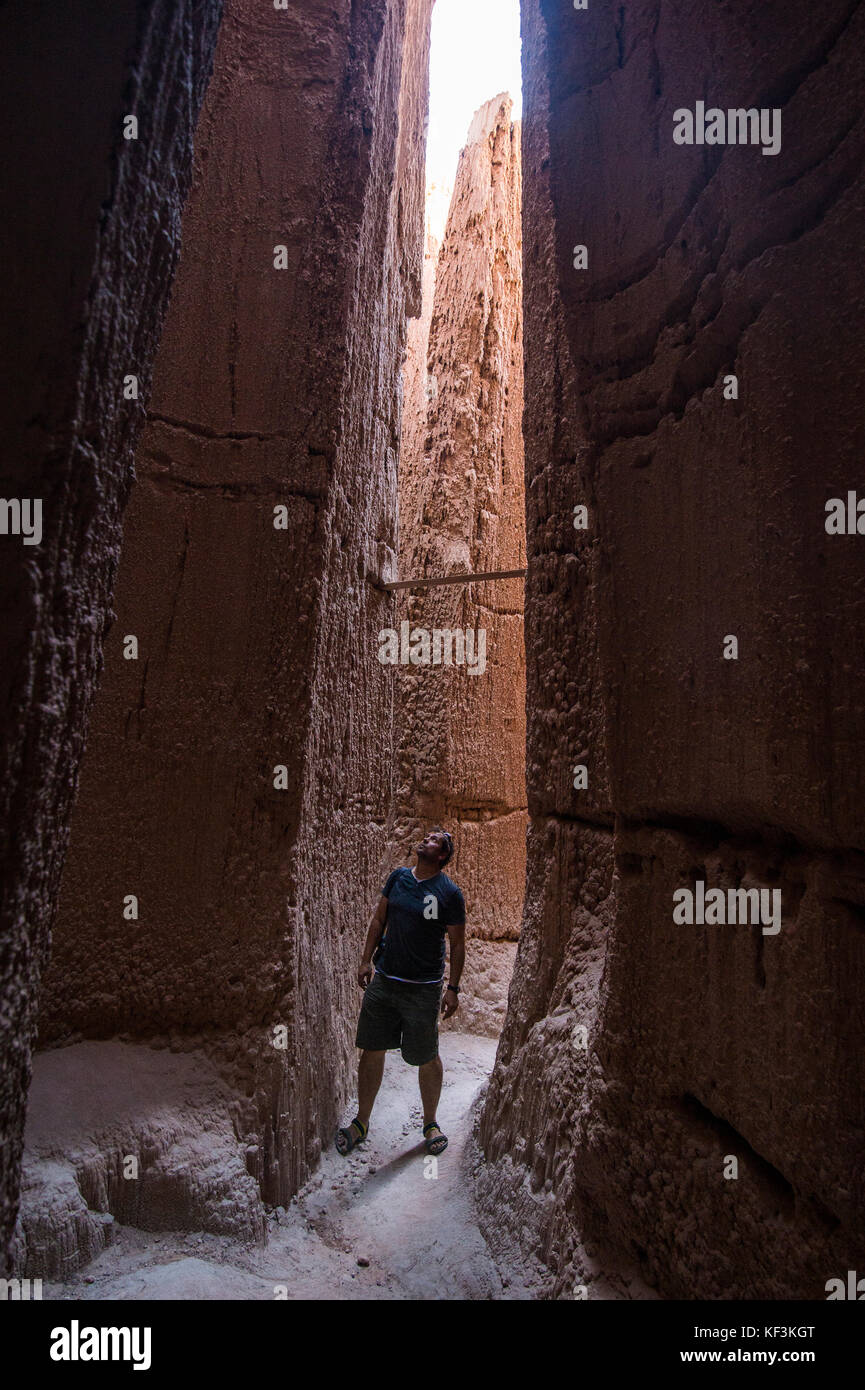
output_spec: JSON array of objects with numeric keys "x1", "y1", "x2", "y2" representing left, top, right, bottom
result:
[{"x1": 45, "y1": 1034, "x2": 545, "y2": 1301}]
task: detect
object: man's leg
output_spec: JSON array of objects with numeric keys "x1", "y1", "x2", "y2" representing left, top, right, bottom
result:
[
  {"x1": 335, "y1": 1049, "x2": 386, "y2": 1154},
  {"x1": 418, "y1": 1054, "x2": 443, "y2": 1126},
  {"x1": 357, "y1": 1049, "x2": 386, "y2": 1128},
  {"x1": 399, "y1": 984, "x2": 448, "y2": 1153},
  {"x1": 343, "y1": 974, "x2": 400, "y2": 1148}
]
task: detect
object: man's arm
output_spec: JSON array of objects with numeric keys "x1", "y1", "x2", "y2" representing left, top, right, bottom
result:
[
  {"x1": 442, "y1": 919, "x2": 465, "y2": 1018},
  {"x1": 358, "y1": 895, "x2": 388, "y2": 988}
]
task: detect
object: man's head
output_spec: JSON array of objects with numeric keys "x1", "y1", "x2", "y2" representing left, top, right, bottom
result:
[{"x1": 415, "y1": 826, "x2": 454, "y2": 869}]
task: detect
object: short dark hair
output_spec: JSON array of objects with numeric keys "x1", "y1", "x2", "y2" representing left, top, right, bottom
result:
[{"x1": 432, "y1": 826, "x2": 454, "y2": 867}]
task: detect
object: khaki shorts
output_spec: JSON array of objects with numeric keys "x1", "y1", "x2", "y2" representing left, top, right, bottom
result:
[{"x1": 355, "y1": 971, "x2": 442, "y2": 1066}]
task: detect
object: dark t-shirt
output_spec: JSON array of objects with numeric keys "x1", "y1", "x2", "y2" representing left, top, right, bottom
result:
[{"x1": 374, "y1": 866, "x2": 465, "y2": 984}]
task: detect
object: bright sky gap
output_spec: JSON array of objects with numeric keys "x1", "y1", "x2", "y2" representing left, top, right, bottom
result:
[{"x1": 425, "y1": 0, "x2": 522, "y2": 236}]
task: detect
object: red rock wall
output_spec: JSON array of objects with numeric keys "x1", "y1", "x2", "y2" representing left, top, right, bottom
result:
[
  {"x1": 400, "y1": 222, "x2": 441, "y2": 553},
  {"x1": 479, "y1": 0, "x2": 865, "y2": 1298},
  {"x1": 39, "y1": 0, "x2": 433, "y2": 1209},
  {"x1": 392, "y1": 99, "x2": 526, "y2": 1030},
  {"x1": 0, "y1": 0, "x2": 222, "y2": 1273}
]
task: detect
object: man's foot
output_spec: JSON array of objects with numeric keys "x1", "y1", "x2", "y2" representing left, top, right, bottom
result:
[
  {"x1": 335, "y1": 1117, "x2": 368, "y2": 1155},
  {"x1": 422, "y1": 1120, "x2": 448, "y2": 1156}
]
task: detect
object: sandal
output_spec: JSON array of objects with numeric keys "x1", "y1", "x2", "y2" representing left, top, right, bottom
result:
[
  {"x1": 335, "y1": 1117, "x2": 367, "y2": 1155},
  {"x1": 422, "y1": 1120, "x2": 448, "y2": 1156}
]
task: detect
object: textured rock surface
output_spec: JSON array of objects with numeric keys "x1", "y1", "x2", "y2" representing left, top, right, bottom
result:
[
  {"x1": 478, "y1": 0, "x2": 865, "y2": 1298},
  {"x1": 13, "y1": 1042, "x2": 265, "y2": 1279},
  {"x1": 392, "y1": 99, "x2": 526, "y2": 1027},
  {"x1": 39, "y1": 0, "x2": 434, "y2": 1240},
  {"x1": 0, "y1": 0, "x2": 222, "y2": 1274},
  {"x1": 400, "y1": 219, "x2": 441, "y2": 530},
  {"x1": 443, "y1": 940, "x2": 518, "y2": 1039}
]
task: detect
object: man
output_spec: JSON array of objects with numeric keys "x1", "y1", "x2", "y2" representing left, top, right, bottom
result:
[{"x1": 335, "y1": 827, "x2": 465, "y2": 1158}]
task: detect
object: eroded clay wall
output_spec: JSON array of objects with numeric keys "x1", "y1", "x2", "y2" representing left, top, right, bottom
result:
[
  {"x1": 0, "y1": 0, "x2": 222, "y2": 1272},
  {"x1": 479, "y1": 0, "x2": 865, "y2": 1298},
  {"x1": 392, "y1": 96, "x2": 526, "y2": 1035},
  {"x1": 39, "y1": 0, "x2": 434, "y2": 1210}
]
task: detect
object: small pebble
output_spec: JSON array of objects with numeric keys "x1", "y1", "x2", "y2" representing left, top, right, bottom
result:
[{"x1": 357, "y1": 1255, "x2": 370, "y2": 1268}]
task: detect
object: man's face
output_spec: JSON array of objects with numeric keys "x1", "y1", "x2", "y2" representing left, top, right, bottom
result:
[{"x1": 416, "y1": 829, "x2": 448, "y2": 865}]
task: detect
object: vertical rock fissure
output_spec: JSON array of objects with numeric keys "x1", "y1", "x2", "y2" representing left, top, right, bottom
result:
[{"x1": 391, "y1": 93, "x2": 527, "y2": 1040}]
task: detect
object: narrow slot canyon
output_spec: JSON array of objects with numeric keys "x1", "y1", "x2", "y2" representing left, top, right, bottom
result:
[
  {"x1": 392, "y1": 92, "x2": 526, "y2": 1041},
  {"x1": 1, "y1": 0, "x2": 864, "y2": 1319}
]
